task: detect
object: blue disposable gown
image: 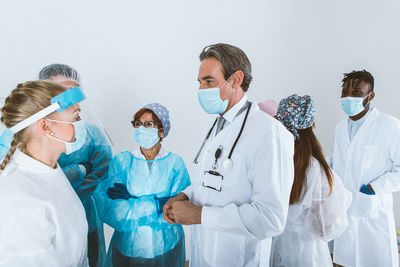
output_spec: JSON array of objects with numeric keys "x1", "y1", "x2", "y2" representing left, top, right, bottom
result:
[
  {"x1": 58, "y1": 122, "x2": 112, "y2": 267},
  {"x1": 0, "y1": 144, "x2": 8, "y2": 161},
  {"x1": 95, "y1": 148, "x2": 191, "y2": 267},
  {"x1": 0, "y1": 130, "x2": 11, "y2": 161}
]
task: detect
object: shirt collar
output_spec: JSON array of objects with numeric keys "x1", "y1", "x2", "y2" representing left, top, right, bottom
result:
[
  {"x1": 222, "y1": 94, "x2": 248, "y2": 123},
  {"x1": 131, "y1": 146, "x2": 169, "y2": 160},
  {"x1": 348, "y1": 107, "x2": 373, "y2": 125},
  {"x1": 12, "y1": 149, "x2": 60, "y2": 173}
]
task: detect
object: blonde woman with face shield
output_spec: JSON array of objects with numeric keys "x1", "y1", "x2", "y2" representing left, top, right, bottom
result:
[{"x1": 0, "y1": 81, "x2": 89, "y2": 266}]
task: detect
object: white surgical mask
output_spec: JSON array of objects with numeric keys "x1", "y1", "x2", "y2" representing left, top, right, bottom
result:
[{"x1": 47, "y1": 119, "x2": 87, "y2": 154}]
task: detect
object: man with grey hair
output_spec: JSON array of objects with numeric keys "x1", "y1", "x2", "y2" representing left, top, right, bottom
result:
[{"x1": 163, "y1": 43, "x2": 295, "y2": 266}]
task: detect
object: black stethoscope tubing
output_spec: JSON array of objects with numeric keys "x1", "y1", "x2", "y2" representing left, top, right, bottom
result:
[{"x1": 193, "y1": 102, "x2": 252, "y2": 166}]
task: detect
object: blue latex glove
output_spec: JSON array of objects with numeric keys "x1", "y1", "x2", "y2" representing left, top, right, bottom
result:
[
  {"x1": 155, "y1": 196, "x2": 172, "y2": 214},
  {"x1": 81, "y1": 162, "x2": 92, "y2": 174},
  {"x1": 107, "y1": 183, "x2": 135, "y2": 200},
  {"x1": 360, "y1": 184, "x2": 375, "y2": 195}
]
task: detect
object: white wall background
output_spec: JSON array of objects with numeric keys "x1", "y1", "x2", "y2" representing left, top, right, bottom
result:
[{"x1": 1, "y1": 0, "x2": 399, "y2": 252}]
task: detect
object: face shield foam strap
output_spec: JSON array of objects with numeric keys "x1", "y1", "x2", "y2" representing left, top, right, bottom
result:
[
  {"x1": 51, "y1": 86, "x2": 86, "y2": 112},
  {"x1": 0, "y1": 87, "x2": 86, "y2": 150}
]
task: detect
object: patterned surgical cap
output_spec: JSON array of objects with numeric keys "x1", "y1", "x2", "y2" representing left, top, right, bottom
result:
[{"x1": 277, "y1": 94, "x2": 315, "y2": 140}]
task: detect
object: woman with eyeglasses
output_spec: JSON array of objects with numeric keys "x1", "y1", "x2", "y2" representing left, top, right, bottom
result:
[{"x1": 95, "y1": 103, "x2": 191, "y2": 267}]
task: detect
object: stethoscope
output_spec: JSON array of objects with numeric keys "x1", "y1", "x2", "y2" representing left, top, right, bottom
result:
[{"x1": 193, "y1": 102, "x2": 252, "y2": 170}]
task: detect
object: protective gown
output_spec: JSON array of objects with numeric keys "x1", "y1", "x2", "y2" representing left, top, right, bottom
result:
[
  {"x1": 95, "y1": 147, "x2": 190, "y2": 267},
  {"x1": 0, "y1": 149, "x2": 88, "y2": 267},
  {"x1": 270, "y1": 157, "x2": 351, "y2": 267}
]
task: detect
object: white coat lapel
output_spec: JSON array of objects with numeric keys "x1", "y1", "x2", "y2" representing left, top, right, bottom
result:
[{"x1": 348, "y1": 108, "x2": 379, "y2": 146}]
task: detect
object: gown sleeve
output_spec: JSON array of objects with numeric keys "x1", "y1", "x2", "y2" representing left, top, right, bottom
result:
[
  {"x1": 169, "y1": 156, "x2": 191, "y2": 196},
  {"x1": 295, "y1": 159, "x2": 352, "y2": 241},
  {"x1": 95, "y1": 152, "x2": 160, "y2": 232},
  {"x1": 61, "y1": 125, "x2": 112, "y2": 198}
]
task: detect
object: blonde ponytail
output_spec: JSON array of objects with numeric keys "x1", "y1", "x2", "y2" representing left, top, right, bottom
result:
[{"x1": 0, "y1": 139, "x2": 19, "y2": 171}]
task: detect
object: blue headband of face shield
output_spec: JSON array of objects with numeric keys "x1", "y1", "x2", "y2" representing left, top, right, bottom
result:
[
  {"x1": 51, "y1": 86, "x2": 86, "y2": 112},
  {"x1": 0, "y1": 87, "x2": 86, "y2": 150}
]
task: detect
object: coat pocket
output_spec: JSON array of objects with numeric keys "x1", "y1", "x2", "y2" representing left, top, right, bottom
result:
[
  {"x1": 203, "y1": 228, "x2": 245, "y2": 266},
  {"x1": 353, "y1": 192, "x2": 379, "y2": 218}
]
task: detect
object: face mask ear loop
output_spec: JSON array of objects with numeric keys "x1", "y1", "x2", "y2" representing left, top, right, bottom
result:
[
  {"x1": 363, "y1": 92, "x2": 372, "y2": 109},
  {"x1": 45, "y1": 119, "x2": 75, "y2": 143},
  {"x1": 222, "y1": 75, "x2": 236, "y2": 102}
]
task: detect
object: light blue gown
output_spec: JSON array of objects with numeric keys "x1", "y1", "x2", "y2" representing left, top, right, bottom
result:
[{"x1": 95, "y1": 149, "x2": 190, "y2": 267}]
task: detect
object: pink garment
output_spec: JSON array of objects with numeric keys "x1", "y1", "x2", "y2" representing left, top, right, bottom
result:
[{"x1": 258, "y1": 100, "x2": 278, "y2": 117}]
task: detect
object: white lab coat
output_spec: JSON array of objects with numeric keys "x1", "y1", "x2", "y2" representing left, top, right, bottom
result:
[
  {"x1": 270, "y1": 157, "x2": 352, "y2": 267},
  {"x1": 183, "y1": 101, "x2": 294, "y2": 267},
  {"x1": 0, "y1": 149, "x2": 88, "y2": 267},
  {"x1": 331, "y1": 108, "x2": 400, "y2": 267}
]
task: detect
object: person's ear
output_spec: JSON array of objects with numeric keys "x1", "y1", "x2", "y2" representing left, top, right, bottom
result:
[
  {"x1": 231, "y1": 70, "x2": 244, "y2": 90},
  {"x1": 369, "y1": 91, "x2": 375, "y2": 101},
  {"x1": 37, "y1": 118, "x2": 53, "y2": 136},
  {"x1": 158, "y1": 129, "x2": 164, "y2": 139}
]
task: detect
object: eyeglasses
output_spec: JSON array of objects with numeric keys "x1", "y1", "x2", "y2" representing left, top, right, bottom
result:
[{"x1": 131, "y1": 120, "x2": 162, "y2": 128}]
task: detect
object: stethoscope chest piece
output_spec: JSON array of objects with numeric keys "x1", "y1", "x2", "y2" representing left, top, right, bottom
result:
[{"x1": 222, "y1": 158, "x2": 233, "y2": 170}]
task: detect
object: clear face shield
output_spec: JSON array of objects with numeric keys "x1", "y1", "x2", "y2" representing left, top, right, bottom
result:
[
  {"x1": 0, "y1": 97, "x2": 7, "y2": 157},
  {"x1": 53, "y1": 80, "x2": 114, "y2": 146},
  {"x1": 0, "y1": 97, "x2": 5, "y2": 130},
  {"x1": 0, "y1": 87, "x2": 87, "y2": 156}
]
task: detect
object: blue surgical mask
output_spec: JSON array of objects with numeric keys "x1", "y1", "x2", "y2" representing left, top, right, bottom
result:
[
  {"x1": 198, "y1": 77, "x2": 234, "y2": 114},
  {"x1": 47, "y1": 119, "x2": 87, "y2": 154},
  {"x1": 340, "y1": 93, "x2": 371, "y2": 116},
  {"x1": 134, "y1": 126, "x2": 160, "y2": 149}
]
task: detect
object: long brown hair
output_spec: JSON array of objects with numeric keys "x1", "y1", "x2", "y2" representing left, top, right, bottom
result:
[{"x1": 290, "y1": 127, "x2": 333, "y2": 204}]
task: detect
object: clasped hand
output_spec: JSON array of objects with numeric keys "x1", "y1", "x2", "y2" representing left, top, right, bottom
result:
[{"x1": 162, "y1": 192, "x2": 202, "y2": 225}]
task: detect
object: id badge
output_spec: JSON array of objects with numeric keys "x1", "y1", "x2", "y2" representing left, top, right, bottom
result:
[{"x1": 202, "y1": 170, "x2": 224, "y2": 192}]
